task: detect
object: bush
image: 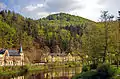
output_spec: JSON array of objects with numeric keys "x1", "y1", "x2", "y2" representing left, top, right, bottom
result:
[
  {"x1": 73, "y1": 64, "x2": 117, "y2": 79},
  {"x1": 97, "y1": 63, "x2": 116, "y2": 78},
  {"x1": 72, "y1": 71, "x2": 99, "y2": 79},
  {"x1": 82, "y1": 65, "x2": 89, "y2": 72},
  {"x1": 20, "y1": 66, "x2": 28, "y2": 72},
  {"x1": 90, "y1": 64, "x2": 98, "y2": 70}
]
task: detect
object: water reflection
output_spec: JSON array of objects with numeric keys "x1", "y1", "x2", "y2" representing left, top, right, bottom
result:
[
  {"x1": 1, "y1": 67, "x2": 81, "y2": 79},
  {"x1": 27, "y1": 67, "x2": 81, "y2": 79},
  {"x1": 11, "y1": 76, "x2": 24, "y2": 79}
]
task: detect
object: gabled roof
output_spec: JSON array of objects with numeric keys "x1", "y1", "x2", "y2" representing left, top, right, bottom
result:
[
  {"x1": 8, "y1": 50, "x2": 20, "y2": 56},
  {"x1": 0, "y1": 49, "x2": 6, "y2": 54},
  {"x1": 0, "y1": 49, "x2": 21, "y2": 56}
]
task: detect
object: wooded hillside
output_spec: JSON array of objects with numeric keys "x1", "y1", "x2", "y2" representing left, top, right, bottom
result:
[{"x1": 0, "y1": 10, "x2": 119, "y2": 63}]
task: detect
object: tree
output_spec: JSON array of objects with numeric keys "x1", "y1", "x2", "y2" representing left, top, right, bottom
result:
[
  {"x1": 100, "y1": 11, "x2": 114, "y2": 63},
  {"x1": 82, "y1": 23, "x2": 105, "y2": 64},
  {"x1": 0, "y1": 21, "x2": 16, "y2": 48},
  {"x1": 116, "y1": 11, "x2": 120, "y2": 68},
  {"x1": 60, "y1": 29, "x2": 71, "y2": 52}
]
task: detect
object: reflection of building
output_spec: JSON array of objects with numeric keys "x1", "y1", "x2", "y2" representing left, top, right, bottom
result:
[
  {"x1": 0, "y1": 48, "x2": 24, "y2": 66},
  {"x1": 11, "y1": 76, "x2": 24, "y2": 79},
  {"x1": 43, "y1": 67, "x2": 82, "y2": 79}
]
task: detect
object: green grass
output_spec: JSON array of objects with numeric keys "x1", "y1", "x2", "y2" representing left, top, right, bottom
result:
[
  {"x1": 72, "y1": 71, "x2": 98, "y2": 79},
  {"x1": 0, "y1": 66, "x2": 27, "y2": 76},
  {"x1": 27, "y1": 65, "x2": 48, "y2": 71},
  {"x1": 116, "y1": 67, "x2": 120, "y2": 74},
  {"x1": 113, "y1": 67, "x2": 120, "y2": 79}
]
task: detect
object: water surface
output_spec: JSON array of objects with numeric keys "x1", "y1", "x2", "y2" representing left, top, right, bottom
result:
[{"x1": 0, "y1": 67, "x2": 81, "y2": 79}]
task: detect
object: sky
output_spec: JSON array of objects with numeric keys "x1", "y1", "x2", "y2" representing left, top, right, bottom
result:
[{"x1": 0, "y1": 0, "x2": 120, "y2": 21}]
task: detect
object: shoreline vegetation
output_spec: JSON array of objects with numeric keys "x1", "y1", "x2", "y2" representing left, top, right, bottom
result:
[
  {"x1": 0, "y1": 66, "x2": 27, "y2": 76},
  {"x1": 0, "y1": 9, "x2": 120, "y2": 79},
  {"x1": 72, "y1": 63, "x2": 120, "y2": 79},
  {"x1": 0, "y1": 61, "x2": 81, "y2": 76}
]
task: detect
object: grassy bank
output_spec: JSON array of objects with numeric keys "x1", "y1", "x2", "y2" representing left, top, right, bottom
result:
[
  {"x1": 0, "y1": 66, "x2": 27, "y2": 76},
  {"x1": 113, "y1": 67, "x2": 120, "y2": 79}
]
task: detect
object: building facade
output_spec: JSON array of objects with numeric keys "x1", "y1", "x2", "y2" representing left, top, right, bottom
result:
[
  {"x1": 0, "y1": 49, "x2": 24, "y2": 66},
  {"x1": 40, "y1": 53, "x2": 83, "y2": 63}
]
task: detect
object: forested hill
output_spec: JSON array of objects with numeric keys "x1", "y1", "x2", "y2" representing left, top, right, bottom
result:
[
  {"x1": 41, "y1": 13, "x2": 94, "y2": 23},
  {"x1": 0, "y1": 10, "x2": 96, "y2": 62}
]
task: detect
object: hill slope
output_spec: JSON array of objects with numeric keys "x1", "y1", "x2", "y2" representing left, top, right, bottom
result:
[{"x1": 0, "y1": 10, "x2": 96, "y2": 62}]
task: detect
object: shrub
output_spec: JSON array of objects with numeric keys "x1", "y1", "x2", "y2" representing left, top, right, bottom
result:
[
  {"x1": 82, "y1": 65, "x2": 89, "y2": 72},
  {"x1": 72, "y1": 71, "x2": 99, "y2": 79},
  {"x1": 96, "y1": 63, "x2": 116, "y2": 78},
  {"x1": 19, "y1": 66, "x2": 28, "y2": 73},
  {"x1": 90, "y1": 64, "x2": 98, "y2": 70}
]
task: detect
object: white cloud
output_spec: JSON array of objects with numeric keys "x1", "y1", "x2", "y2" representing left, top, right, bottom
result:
[
  {"x1": 21, "y1": 3, "x2": 47, "y2": 19},
  {"x1": 45, "y1": 0, "x2": 105, "y2": 21},
  {"x1": 21, "y1": 0, "x2": 85, "y2": 19},
  {"x1": 45, "y1": 0, "x2": 84, "y2": 12},
  {"x1": 101, "y1": 0, "x2": 120, "y2": 18},
  {"x1": 19, "y1": 0, "x2": 120, "y2": 21},
  {"x1": 37, "y1": 12, "x2": 49, "y2": 18},
  {"x1": 0, "y1": 2, "x2": 7, "y2": 10},
  {"x1": 25, "y1": 4, "x2": 44, "y2": 11},
  {"x1": 21, "y1": 0, "x2": 106, "y2": 21},
  {"x1": 67, "y1": 0, "x2": 106, "y2": 21}
]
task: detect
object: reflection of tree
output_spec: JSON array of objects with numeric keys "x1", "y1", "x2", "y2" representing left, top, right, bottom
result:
[{"x1": 3, "y1": 59, "x2": 6, "y2": 66}]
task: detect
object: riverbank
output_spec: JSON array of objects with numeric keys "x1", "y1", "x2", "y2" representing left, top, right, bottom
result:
[
  {"x1": 72, "y1": 64, "x2": 120, "y2": 79},
  {"x1": 26, "y1": 61, "x2": 81, "y2": 72},
  {"x1": 0, "y1": 66, "x2": 27, "y2": 76},
  {"x1": 0, "y1": 61, "x2": 81, "y2": 76},
  {"x1": 114, "y1": 67, "x2": 120, "y2": 79},
  {"x1": 3, "y1": 66, "x2": 82, "y2": 79}
]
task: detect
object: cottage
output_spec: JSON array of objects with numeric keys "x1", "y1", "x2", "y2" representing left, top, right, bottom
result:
[{"x1": 0, "y1": 48, "x2": 24, "y2": 66}]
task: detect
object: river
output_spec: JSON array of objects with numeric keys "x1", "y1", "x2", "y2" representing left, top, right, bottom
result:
[{"x1": 0, "y1": 67, "x2": 82, "y2": 79}]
